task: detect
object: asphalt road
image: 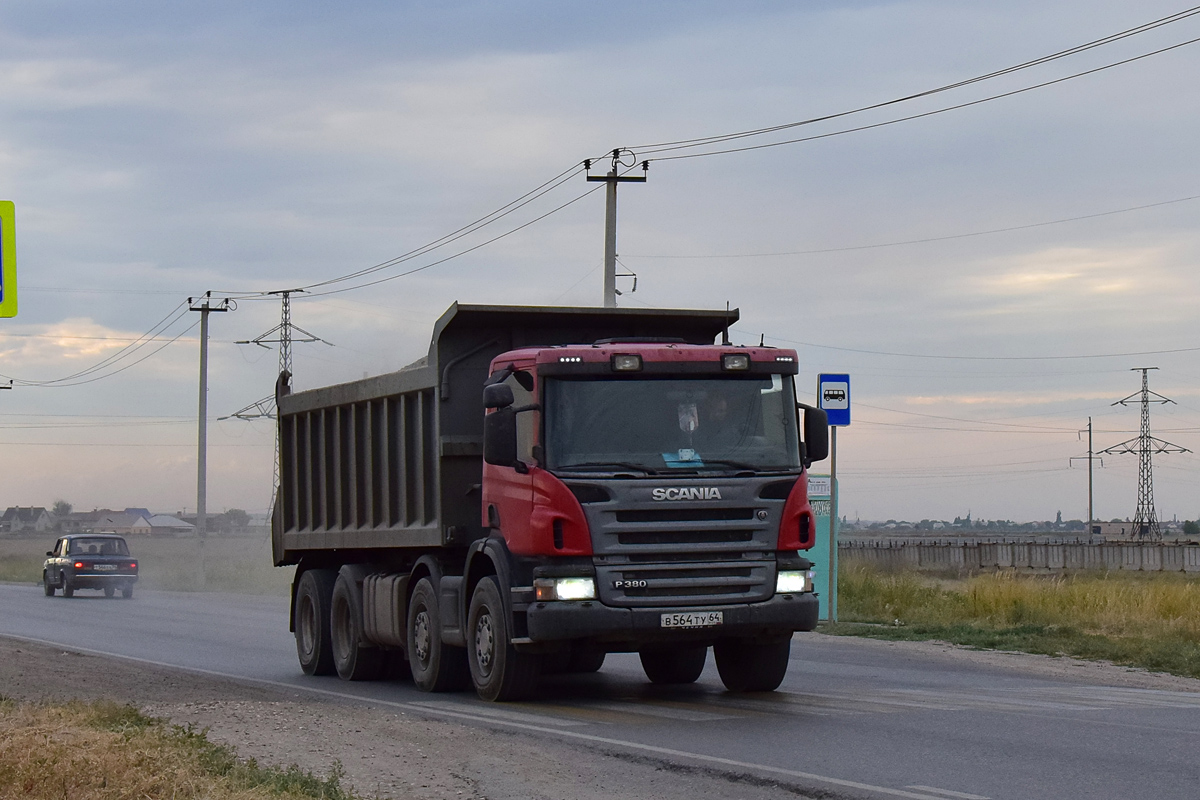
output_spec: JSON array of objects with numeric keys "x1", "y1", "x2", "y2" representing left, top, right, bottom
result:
[{"x1": 2, "y1": 581, "x2": 1199, "y2": 800}]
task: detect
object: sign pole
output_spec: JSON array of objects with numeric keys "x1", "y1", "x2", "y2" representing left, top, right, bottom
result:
[
  {"x1": 817, "y1": 372, "x2": 850, "y2": 624},
  {"x1": 829, "y1": 425, "x2": 838, "y2": 621}
]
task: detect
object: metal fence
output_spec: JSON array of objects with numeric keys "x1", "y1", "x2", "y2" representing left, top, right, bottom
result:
[{"x1": 840, "y1": 539, "x2": 1200, "y2": 572}]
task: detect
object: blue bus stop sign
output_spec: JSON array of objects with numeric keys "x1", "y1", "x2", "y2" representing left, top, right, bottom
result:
[
  {"x1": 818, "y1": 373, "x2": 850, "y2": 426},
  {"x1": 0, "y1": 201, "x2": 15, "y2": 318}
]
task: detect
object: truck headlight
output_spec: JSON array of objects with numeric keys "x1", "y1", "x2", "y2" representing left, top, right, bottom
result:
[
  {"x1": 534, "y1": 576, "x2": 597, "y2": 601},
  {"x1": 776, "y1": 569, "x2": 813, "y2": 594}
]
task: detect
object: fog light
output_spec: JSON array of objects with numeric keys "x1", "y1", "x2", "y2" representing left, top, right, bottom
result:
[
  {"x1": 776, "y1": 569, "x2": 813, "y2": 593},
  {"x1": 611, "y1": 354, "x2": 642, "y2": 372},
  {"x1": 722, "y1": 353, "x2": 750, "y2": 371},
  {"x1": 534, "y1": 577, "x2": 597, "y2": 601}
]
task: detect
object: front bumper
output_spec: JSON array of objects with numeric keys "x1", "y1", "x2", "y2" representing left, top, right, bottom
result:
[{"x1": 524, "y1": 590, "x2": 818, "y2": 644}]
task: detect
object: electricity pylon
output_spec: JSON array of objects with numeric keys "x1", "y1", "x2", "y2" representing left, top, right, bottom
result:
[{"x1": 1100, "y1": 368, "x2": 1189, "y2": 540}]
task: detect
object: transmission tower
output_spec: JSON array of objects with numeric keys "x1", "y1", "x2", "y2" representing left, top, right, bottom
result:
[
  {"x1": 1099, "y1": 368, "x2": 1189, "y2": 540},
  {"x1": 226, "y1": 290, "x2": 330, "y2": 507}
]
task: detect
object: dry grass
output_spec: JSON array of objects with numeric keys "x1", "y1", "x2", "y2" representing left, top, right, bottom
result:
[
  {"x1": 831, "y1": 562, "x2": 1200, "y2": 677},
  {"x1": 0, "y1": 698, "x2": 357, "y2": 799},
  {"x1": 0, "y1": 534, "x2": 291, "y2": 595}
]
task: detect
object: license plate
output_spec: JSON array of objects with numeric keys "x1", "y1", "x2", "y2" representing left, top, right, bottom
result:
[
  {"x1": 93, "y1": 564, "x2": 117, "y2": 571},
  {"x1": 660, "y1": 611, "x2": 723, "y2": 629}
]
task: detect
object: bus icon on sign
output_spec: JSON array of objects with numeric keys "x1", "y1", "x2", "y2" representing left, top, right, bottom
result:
[
  {"x1": 817, "y1": 373, "x2": 850, "y2": 426},
  {"x1": 823, "y1": 388, "x2": 846, "y2": 403}
]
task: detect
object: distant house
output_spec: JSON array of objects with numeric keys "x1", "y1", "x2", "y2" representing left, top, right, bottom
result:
[
  {"x1": 147, "y1": 515, "x2": 195, "y2": 536},
  {"x1": 92, "y1": 512, "x2": 152, "y2": 536},
  {"x1": 59, "y1": 509, "x2": 118, "y2": 534},
  {"x1": 1, "y1": 506, "x2": 53, "y2": 533}
]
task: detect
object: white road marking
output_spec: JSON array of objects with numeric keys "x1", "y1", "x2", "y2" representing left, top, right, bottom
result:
[
  {"x1": 906, "y1": 786, "x2": 990, "y2": 800},
  {"x1": 0, "y1": 632, "x2": 963, "y2": 800},
  {"x1": 585, "y1": 700, "x2": 735, "y2": 721},
  {"x1": 408, "y1": 699, "x2": 588, "y2": 727}
]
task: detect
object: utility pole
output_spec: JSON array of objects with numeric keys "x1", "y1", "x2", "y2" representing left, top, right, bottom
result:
[
  {"x1": 586, "y1": 149, "x2": 647, "y2": 307},
  {"x1": 188, "y1": 293, "x2": 231, "y2": 537},
  {"x1": 1100, "y1": 368, "x2": 1189, "y2": 541},
  {"x1": 1070, "y1": 417, "x2": 1101, "y2": 541}
]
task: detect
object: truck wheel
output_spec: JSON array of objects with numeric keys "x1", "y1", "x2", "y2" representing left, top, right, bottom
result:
[
  {"x1": 467, "y1": 576, "x2": 541, "y2": 701},
  {"x1": 567, "y1": 648, "x2": 606, "y2": 674},
  {"x1": 714, "y1": 638, "x2": 791, "y2": 692},
  {"x1": 331, "y1": 572, "x2": 385, "y2": 681},
  {"x1": 44, "y1": 573, "x2": 54, "y2": 597},
  {"x1": 62, "y1": 573, "x2": 74, "y2": 598},
  {"x1": 639, "y1": 646, "x2": 707, "y2": 684},
  {"x1": 295, "y1": 569, "x2": 337, "y2": 676},
  {"x1": 407, "y1": 578, "x2": 469, "y2": 692}
]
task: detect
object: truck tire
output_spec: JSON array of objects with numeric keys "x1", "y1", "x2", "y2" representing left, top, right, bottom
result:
[
  {"x1": 467, "y1": 576, "x2": 541, "y2": 701},
  {"x1": 639, "y1": 646, "x2": 707, "y2": 684},
  {"x1": 407, "y1": 578, "x2": 469, "y2": 692},
  {"x1": 295, "y1": 569, "x2": 337, "y2": 676},
  {"x1": 62, "y1": 573, "x2": 74, "y2": 598},
  {"x1": 331, "y1": 572, "x2": 385, "y2": 681},
  {"x1": 714, "y1": 638, "x2": 791, "y2": 692},
  {"x1": 44, "y1": 573, "x2": 54, "y2": 597}
]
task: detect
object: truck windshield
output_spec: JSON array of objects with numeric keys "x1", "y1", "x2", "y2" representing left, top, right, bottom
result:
[{"x1": 544, "y1": 374, "x2": 801, "y2": 474}]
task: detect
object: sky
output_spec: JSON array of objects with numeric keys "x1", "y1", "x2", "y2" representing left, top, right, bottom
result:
[{"x1": 2, "y1": 0, "x2": 1200, "y2": 523}]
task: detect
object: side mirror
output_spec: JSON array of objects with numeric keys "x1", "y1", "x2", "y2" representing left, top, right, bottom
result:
[
  {"x1": 483, "y1": 383, "x2": 515, "y2": 409},
  {"x1": 484, "y1": 407, "x2": 519, "y2": 466},
  {"x1": 798, "y1": 404, "x2": 829, "y2": 464},
  {"x1": 46, "y1": 551, "x2": 53, "y2": 557}
]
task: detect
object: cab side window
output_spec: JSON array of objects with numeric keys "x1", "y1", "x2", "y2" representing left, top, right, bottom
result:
[{"x1": 503, "y1": 370, "x2": 536, "y2": 465}]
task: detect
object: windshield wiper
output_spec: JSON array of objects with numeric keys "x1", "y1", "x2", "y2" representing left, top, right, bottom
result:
[
  {"x1": 690, "y1": 459, "x2": 797, "y2": 473},
  {"x1": 555, "y1": 461, "x2": 659, "y2": 475}
]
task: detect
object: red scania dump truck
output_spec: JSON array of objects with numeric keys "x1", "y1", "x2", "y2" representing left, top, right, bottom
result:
[{"x1": 272, "y1": 303, "x2": 829, "y2": 701}]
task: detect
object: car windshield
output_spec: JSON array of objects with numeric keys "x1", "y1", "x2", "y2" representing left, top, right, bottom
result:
[
  {"x1": 544, "y1": 374, "x2": 800, "y2": 474},
  {"x1": 69, "y1": 538, "x2": 129, "y2": 556}
]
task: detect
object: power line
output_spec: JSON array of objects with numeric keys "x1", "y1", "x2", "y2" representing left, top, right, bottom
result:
[
  {"x1": 763, "y1": 332, "x2": 1200, "y2": 362},
  {"x1": 629, "y1": 7, "x2": 1200, "y2": 155}
]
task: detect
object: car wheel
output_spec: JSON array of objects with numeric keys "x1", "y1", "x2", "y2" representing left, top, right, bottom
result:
[
  {"x1": 639, "y1": 646, "x2": 707, "y2": 684},
  {"x1": 61, "y1": 572, "x2": 74, "y2": 598},
  {"x1": 121, "y1": 584, "x2": 134, "y2": 599},
  {"x1": 43, "y1": 572, "x2": 55, "y2": 597},
  {"x1": 467, "y1": 576, "x2": 541, "y2": 702},
  {"x1": 714, "y1": 638, "x2": 791, "y2": 692},
  {"x1": 406, "y1": 577, "x2": 469, "y2": 692},
  {"x1": 330, "y1": 571, "x2": 385, "y2": 681},
  {"x1": 104, "y1": 586, "x2": 115, "y2": 598},
  {"x1": 294, "y1": 569, "x2": 336, "y2": 676}
]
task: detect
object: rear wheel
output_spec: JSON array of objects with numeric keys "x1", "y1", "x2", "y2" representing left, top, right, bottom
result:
[
  {"x1": 467, "y1": 576, "x2": 540, "y2": 701},
  {"x1": 639, "y1": 646, "x2": 707, "y2": 684},
  {"x1": 43, "y1": 572, "x2": 54, "y2": 597},
  {"x1": 61, "y1": 573, "x2": 74, "y2": 598},
  {"x1": 294, "y1": 569, "x2": 337, "y2": 675},
  {"x1": 714, "y1": 638, "x2": 791, "y2": 692},
  {"x1": 331, "y1": 571, "x2": 385, "y2": 681},
  {"x1": 103, "y1": 586, "x2": 115, "y2": 598},
  {"x1": 121, "y1": 583, "x2": 134, "y2": 599},
  {"x1": 407, "y1": 578, "x2": 469, "y2": 692}
]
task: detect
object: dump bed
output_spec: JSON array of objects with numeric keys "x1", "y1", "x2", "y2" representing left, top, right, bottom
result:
[{"x1": 272, "y1": 302, "x2": 738, "y2": 565}]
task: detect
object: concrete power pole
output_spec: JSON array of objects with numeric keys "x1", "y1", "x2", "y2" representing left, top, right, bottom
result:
[
  {"x1": 586, "y1": 150, "x2": 646, "y2": 307},
  {"x1": 188, "y1": 293, "x2": 231, "y2": 536},
  {"x1": 1100, "y1": 368, "x2": 1189, "y2": 541},
  {"x1": 1071, "y1": 418, "x2": 1101, "y2": 542}
]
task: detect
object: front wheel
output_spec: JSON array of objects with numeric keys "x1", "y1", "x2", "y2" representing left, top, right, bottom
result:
[
  {"x1": 714, "y1": 638, "x2": 791, "y2": 692},
  {"x1": 639, "y1": 646, "x2": 707, "y2": 684},
  {"x1": 294, "y1": 569, "x2": 336, "y2": 675},
  {"x1": 467, "y1": 576, "x2": 540, "y2": 701}
]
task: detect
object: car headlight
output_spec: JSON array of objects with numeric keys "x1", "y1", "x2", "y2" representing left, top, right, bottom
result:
[
  {"x1": 776, "y1": 569, "x2": 814, "y2": 594},
  {"x1": 534, "y1": 576, "x2": 597, "y2": 601}
]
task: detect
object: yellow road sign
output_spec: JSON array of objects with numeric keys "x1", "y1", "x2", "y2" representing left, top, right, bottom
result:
[{"x1": 0, "y1": 201, "x2": 15, "y2": 317}]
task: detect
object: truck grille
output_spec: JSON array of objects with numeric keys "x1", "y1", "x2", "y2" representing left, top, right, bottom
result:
[{"x1": 595, "y1": 560, "x2": 774, "y2": 607}]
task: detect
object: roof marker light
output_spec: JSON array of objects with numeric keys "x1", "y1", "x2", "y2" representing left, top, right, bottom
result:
[
  {"x1": 611, "y1": 354, "x2": 642, "y2": 372},
  {"x1": 559, "y1": 356, "x2": 582, "y2": 363}
]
